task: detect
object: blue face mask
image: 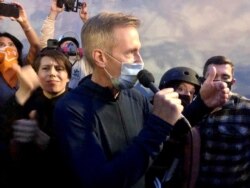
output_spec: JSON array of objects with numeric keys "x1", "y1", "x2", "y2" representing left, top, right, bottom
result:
[{"x1": 104, "y1": 53, "x2": 144, "y2": 90}]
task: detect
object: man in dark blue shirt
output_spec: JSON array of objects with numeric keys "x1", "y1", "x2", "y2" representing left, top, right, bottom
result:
[{"x1": 53, "y1": 12, "x2": 229, "y2": 188}]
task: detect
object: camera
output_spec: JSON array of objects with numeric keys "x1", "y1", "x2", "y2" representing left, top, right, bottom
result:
[
  {"x1": 57, "y1": 0, "x2": 83, "y2": 12},
  {"x1": 47, "y1": 39, "x2": 59, "y2": 49},
  {"x1": 0, "y1": 3, "x2": 19, "y2": 18}
]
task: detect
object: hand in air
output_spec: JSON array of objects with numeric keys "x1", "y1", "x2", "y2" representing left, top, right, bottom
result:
[{"x1": 200, "y1": 66, "x2": 230, "y2": 108}]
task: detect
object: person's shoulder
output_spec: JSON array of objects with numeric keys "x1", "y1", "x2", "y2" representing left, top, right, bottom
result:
[
  {"x1": 231, "y1": 92, "x2": 249, "y2": 100},
  {"x1": 57, "y1": 88, "x2": 82, "y2": 103},
  {"x1": 56, "y1": 79, "x2": 92, "y2": 107},
  {"x1": 230, "y1": 92, "x2": 250, "y2": 107}
]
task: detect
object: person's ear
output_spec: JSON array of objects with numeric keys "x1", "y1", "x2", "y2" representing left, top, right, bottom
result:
[{"x1": 92, "y1": 49, "x2": 107, "y2": 68}]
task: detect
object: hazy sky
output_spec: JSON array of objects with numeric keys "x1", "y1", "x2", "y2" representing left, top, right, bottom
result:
[{"x1": 1, "y1": 0, "x2": 250, "y2": 96}]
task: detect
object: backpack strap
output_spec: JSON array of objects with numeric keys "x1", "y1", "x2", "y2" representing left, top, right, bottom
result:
[{"x1": 182, "y1": 126, "x2": 201, "y2": 188}]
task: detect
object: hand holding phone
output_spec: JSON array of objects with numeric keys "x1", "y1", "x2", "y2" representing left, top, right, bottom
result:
[
  {"x1": 0, "y1": 3, "x2": 19, "y2": 18},
  {"x1": 56, "y1": 0, "x2": 64, "y2": 8}
]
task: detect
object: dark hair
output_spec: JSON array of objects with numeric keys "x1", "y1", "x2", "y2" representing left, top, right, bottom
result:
[
  {"x1": 0, "y1": 32, "x2": 23, "y2": 65},
  {"x1": 33, "y1": 48, "x2": 72, "y2": 79},
  {"x1": 203, "y1": 55, "x2": 234, "y2": 77}
]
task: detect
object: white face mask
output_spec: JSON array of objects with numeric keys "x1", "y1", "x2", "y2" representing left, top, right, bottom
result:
[{"x1": 104, "y1": 52, "x2": 144, "y2": 90}]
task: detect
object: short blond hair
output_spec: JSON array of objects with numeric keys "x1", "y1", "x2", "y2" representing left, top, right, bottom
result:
[{"x1": 81, "y1": 12, "x2": 140, "y2": 67}]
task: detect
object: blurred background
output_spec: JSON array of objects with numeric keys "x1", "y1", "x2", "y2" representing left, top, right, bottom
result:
[{"x1": 1, "y1": 0, "x2": 250, "y2": 97}]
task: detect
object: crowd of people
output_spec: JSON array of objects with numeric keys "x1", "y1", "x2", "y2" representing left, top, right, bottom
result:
[{"x1": 1, "y1": 1, "x2": 250, "y2": 188}]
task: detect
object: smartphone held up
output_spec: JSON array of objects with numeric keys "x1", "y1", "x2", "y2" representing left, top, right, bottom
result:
[{"x1": 0, "y1": 3, "x2": 19, "y2": 18}]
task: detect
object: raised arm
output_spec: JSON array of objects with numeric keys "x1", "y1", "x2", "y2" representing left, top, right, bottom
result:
[
  {"x1": 40, "y1": 0, "x2": 63, "y2": 48},
  {"x1": 79, "y1": 2, "x2": 88, "y2": 23},
  {"x1": 183, "y1": 66, "x2": 230, "y2": 125},
  {"x1": 13, "y1": 2, "x2": 41, "y2": 64},
  {"x1": 0, "y1": 0, "x2": 4, "y2": 20},
  {"x1": 12, "y1": 64, "x2": 40, "y2": 105}
]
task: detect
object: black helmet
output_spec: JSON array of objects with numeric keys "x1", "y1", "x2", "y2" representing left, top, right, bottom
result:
[
  {"x1": 159, "y1": 66, "x2": 201, "y2": 92},
  {"x1": 58, "y1": 37, "x2": 79, "y2": 48}
]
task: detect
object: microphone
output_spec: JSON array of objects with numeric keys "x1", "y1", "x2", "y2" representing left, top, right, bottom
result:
[
  {"x1": 137, "y1": 69, "x2": 192, "y2": 134},
  {"x1": 137, "y1": 69, "x2": 159, "y2": 93}
]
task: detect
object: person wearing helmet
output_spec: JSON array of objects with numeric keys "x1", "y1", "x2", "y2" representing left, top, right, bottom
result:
[
  {"x1": 159, "y1": 67, "x2": 201, "y2": 107},
  {"x1": 57, "y1": 34, "x2": 92, "y2": 89},
  {"x1": 39, "y1": 0, "x2": 92, "y2": 89},
  {"x1": 159, "y1": 66, "x2": 201, "y2": 108},
  {"x1": 146, "y1": 67, "x2": 202, "y2": 188}
]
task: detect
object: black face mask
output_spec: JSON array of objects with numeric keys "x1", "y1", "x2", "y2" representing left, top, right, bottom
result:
[
  {"x1": 179, "y1": 94, "x2": 192, "y2": 108},
  {"x1": 225, "y1": 81, "x2": 233, "y2": 90}
]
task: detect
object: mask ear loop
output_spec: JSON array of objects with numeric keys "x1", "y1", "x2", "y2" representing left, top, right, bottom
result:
[
  {"x1": 77, "y1": 48, "x2": 83, "y2": 58},
  {"x1": 103, "y1": 51, "x2": 122, "y2": 65},
  {"x1": 75, "y1": 46, "x2": 82, "y2": 59}
]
